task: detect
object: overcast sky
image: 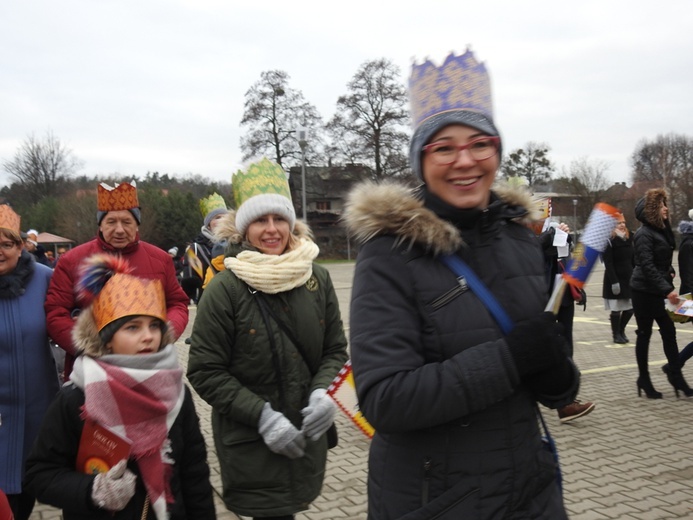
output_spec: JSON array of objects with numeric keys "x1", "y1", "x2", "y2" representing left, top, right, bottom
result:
[{"x1": 1, "y1": 0, "x2": 692, "y2": 189}]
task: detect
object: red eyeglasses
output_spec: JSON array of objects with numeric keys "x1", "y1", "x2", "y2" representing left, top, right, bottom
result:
[{"x1": 422, "y1": 136, "x2": 500, "y2": 165}]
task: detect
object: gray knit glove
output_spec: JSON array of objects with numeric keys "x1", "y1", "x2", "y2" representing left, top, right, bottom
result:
[
  {"x1": 91, "y1": 460, "x2": 136, "y2": 511},
  {"x1": 258, "y1": 403, "x2": 306, "y2": 459},
  {"x1": 301, "y1": 388, "x2": 337, "y2": 441},
  {"x1": 611, "y1": 283, "x2": 621, "y2": 295}
]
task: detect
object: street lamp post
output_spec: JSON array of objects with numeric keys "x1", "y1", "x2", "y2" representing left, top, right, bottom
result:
[
  {"x1": 296, "y1": 126, "x2": 308, "y2": 222},
  {"x1": 572, "y1": 199, "x2": 578, "y2": 243}
]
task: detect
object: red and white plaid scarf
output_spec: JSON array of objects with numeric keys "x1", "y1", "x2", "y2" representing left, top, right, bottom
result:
[{"x1": 71, "y1": 345, "x2": 184, "y2": 520}]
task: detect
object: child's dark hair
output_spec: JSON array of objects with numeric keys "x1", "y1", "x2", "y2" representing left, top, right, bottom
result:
[{"x1": 99, "y1": 315, "x2": 168, "y2": 348}]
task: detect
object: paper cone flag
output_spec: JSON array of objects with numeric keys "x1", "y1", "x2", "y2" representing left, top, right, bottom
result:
[
  {"x1": 562, "y1": 203, "x2": 621, "y2": 289},
  {"x1": 185, "y1": 246, "x2": 204, "y2": 279},
  {"x1": 327, "y1": 360, "x2": 374, "y2": 439}
]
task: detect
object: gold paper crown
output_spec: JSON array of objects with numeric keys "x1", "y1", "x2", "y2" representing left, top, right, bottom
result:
[
  {"x1": 199, "y1": 192, "x2": 227, "y2": 217},
  {"x1": 93, "y1": 273, "x2": 167, "y2": 331},
  {"x1": 232, "y1": 158, "x2": 291, "y2": 209},
  {"x1": 97, "y1": 181, "x2": 139, "y2": 212},
  {"x1": 0, "y1": 205, "x2": 21, "y2": 233},
  {"x1": 409, "y1": 49, "x2": 493, "y2": 127}
]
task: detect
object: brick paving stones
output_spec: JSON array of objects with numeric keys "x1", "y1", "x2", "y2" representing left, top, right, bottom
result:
[{"x1": 31, "y1": 261, "x2": 693, "y2": 519}]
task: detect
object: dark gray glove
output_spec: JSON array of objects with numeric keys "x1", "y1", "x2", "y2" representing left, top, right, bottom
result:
[
  {"x1": 506, "y1": 312, "x2": 569, "y2": 378},
  {"x1": 258, "y1": 403, "x2": 306, "y2": 459}
]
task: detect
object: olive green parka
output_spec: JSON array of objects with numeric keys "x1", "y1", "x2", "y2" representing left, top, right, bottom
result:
[{"x1": 186, "y1": 213, "x2": 348, "y2": 518}]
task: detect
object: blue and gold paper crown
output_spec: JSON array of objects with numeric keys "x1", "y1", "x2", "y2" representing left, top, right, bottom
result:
[{"x1": 409, "y1": 49, "x2": 493, "y2": 128}]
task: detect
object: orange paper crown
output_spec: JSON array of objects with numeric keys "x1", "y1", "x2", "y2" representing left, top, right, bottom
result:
[
  {"x1": 92, "y1": 273, "x2": 167, "y2": 331},
  {"x1": 97, "y1": 181, "x2": 139, "y2": 212},
  {"x1": 0, "y1": 205, "x2": 21, "y2": 233}
]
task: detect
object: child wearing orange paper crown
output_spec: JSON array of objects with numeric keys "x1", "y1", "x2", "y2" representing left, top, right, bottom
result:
[{"x1": 24, "y1": 255, "x2": 215, "y2": 520}]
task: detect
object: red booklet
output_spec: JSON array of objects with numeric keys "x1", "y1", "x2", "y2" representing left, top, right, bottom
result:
[{"x1": 76, "y1": 419, "x2": 132, "y2": 475}]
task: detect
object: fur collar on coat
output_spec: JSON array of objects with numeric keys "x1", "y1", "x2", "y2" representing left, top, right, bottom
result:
[
  {"x1": 342, "y1": 181, "x2": 541, "y2": 256},
  {"x1": 0, "y1": 249, "x2": 35, "y2": 299}
]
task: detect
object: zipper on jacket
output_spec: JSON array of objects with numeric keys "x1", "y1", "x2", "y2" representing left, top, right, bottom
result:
[
  {"x1": 422, "y1": 457, "x2": 432, "y2": 505},
  {"x1": 431, "y1": 280, "x2": 468, "y2": 310}
]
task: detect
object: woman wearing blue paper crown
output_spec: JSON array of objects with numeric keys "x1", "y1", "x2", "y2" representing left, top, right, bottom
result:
[
  {"x1": 187, "y1": 158, "x2": 348, "y2": 520},
  {"x1": 344, "y1": 49, "x2": 578, "y2": 519}
]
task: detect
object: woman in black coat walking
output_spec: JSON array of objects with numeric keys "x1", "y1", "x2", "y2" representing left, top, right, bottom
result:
[
  {"x1": 602, "y1": 214, "x2": 634, "y2": 344},
  {"x1": 630, "y1": 189, "x2": 692, "y2": 398}
]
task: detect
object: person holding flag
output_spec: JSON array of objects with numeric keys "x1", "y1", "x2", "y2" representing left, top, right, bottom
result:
[
  {"x1": 344, "y1": 49, "x2": 578, "y2": 519},
  {"x1": 180, "y1": 193, "x2": 228, "y2": 304}
]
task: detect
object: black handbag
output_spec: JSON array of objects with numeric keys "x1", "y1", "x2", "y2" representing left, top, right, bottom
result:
[{"x1": 254, "y1": 292, "x2": 338, "y2": 449}]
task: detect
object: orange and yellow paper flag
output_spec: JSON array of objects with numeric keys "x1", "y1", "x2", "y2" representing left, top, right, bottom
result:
[{"x1": 327, "y1": 360, "x2": 374, "y2": 439}]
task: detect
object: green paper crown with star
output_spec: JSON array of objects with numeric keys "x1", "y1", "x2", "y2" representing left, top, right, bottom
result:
[
  {"x1": 199, "y1": 192, "x2": 227, "y2": 217},
  {"x1": 232, "y1": 158, "x2": 291, "y2": 209}
]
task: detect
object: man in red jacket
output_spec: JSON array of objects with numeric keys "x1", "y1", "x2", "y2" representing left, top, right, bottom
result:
[{"x1": 45, "y1": 181, "x2": 189, "y2": 379}]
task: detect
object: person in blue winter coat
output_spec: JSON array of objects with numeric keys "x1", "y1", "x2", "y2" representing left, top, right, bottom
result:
[{"x1": 0, "y1": 205, "x2": 59, "y2": 520}]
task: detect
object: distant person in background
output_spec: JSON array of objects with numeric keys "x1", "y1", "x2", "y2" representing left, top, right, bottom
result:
[
  {"x1": 181, "y1": 193, "x2": 228, "y2": 303},
  {"x1": 0, "y1": 205, "x2": 59, "y2": 520},
  {"x1": 44, "y1": 250, "x2": 56, "y2": 268},
  {"x1": 630, "y1": 188, "x2": 692, "y2": 398},
  {"x1": 44, "y1": 181, "x2": 189, "y2": 379},
  {"x1": 540, "y1": 221, "x2": 595, "y2": 423},
  {"x1": 667, "y1": 210, "x2": 693, "y2": 372},
  {"x1": 602, "y1": 214, "x2": 634, "y2": 344},
  {"x1": 23, "y1": 229, "x2": 50, "y2": 267}
]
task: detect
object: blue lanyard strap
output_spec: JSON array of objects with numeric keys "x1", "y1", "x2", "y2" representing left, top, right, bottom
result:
[{"x1": 439, "y1": 254, "x2": 515, "y2": 335}]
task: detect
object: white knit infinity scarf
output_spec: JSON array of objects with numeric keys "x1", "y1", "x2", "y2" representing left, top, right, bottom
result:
[{"x1": 224, "y1": 238, "x2": 319, "y2": 294}]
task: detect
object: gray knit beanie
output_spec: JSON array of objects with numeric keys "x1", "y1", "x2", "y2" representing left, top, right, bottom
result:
[{"x1": 409, "y1": 110, "x2": 501, "y2": 181}]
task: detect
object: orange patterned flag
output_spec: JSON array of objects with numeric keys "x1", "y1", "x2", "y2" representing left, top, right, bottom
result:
[{"x1": 327, "y1": 360, "x2": 374, "y2": 439}]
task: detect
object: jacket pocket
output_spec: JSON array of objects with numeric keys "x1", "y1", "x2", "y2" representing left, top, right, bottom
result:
[{"x1": 400, "y1": 480, "x2": 480, "y2": 520}]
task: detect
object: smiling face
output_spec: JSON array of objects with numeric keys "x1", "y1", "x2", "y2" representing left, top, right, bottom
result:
[
  {"x1": 422, "y1": 124, "x2": 500, "y2": 210},
  {"x1": 106, "y1": 315, "x2": 163, "y2": 355},
  {"x1": 246, "y1": 214, "x2": 291, "y2": 255}
]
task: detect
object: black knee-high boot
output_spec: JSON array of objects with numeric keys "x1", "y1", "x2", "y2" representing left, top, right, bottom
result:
[
  {"x1": 635, "y1": 328, "x2": 662, "y2": 398},
  {"x1": 619, "y1": 310, "x2": 633, "y2": 342},
  {"x1": 611, "y1": 312, "x2": 626, "y2": 343},
  {"x1": 659, "y1": 322, "x2": 693, "y2": 397}
]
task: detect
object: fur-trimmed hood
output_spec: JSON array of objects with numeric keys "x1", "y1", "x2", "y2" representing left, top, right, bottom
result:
[
  {"x1": 635, "y1": 188, "x2": 668, "y2": 229},
  {"x1": 342, "y1": 181, "x2": 541, "y2": 256},
  {"x1": 212, "y1": 208, "x2": 313, "y2": 255},
  {"x1": 72, "y1": 307, "x2": 175, "y2": 358}
]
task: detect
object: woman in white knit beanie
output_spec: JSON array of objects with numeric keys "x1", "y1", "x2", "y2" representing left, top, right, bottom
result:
[{"x1": 187, "y1": 158, "x2": 348, "y2": 520}]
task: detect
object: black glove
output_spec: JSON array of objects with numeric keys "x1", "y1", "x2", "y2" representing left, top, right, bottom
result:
[
  {"x1": 524, "y1": 358, "x2": 575, "y2": 396},
  {"x1": 506, "y1": 312, "x2": 569, "y2": 378}
]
